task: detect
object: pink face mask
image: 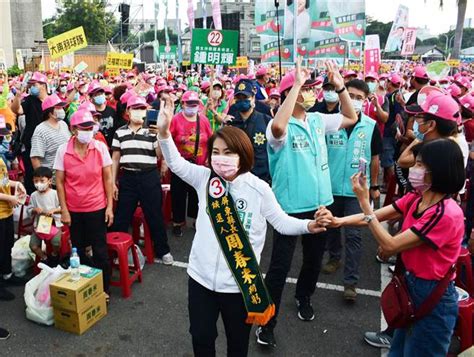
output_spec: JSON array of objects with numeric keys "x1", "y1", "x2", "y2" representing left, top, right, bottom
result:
[
  {"x1": 211, "y1": 155, "x2": 240, "y2": 180},
  {"x1": 408, "y1": 167, "x2": 431, "y2": 193}
]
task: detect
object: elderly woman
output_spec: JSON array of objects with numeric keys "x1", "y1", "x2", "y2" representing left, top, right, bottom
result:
[{"x1": 54, "y1": 109, "x2": 114, "y2": 297}]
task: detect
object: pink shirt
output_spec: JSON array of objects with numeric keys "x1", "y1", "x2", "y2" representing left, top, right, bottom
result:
[
  {"x1": 393, "y1": 192, "x2": 463, "y2": 280},
  {"x1": 170, "y1": 112, "x2": 213, "y2": 166},
  {"x1": 54, "y1": 138, "x2": 112, "y2": 213}
]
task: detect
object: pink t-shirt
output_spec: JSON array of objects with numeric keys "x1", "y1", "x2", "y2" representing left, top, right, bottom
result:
[
  {"x1": 392, "y1": 192, "x2": 463, "y2": 280},
  {"x1": 54, "y1": 138, "x2": 112, "y2": 213},
  {"x1": 170, "y1": 112, "x2": 213, "y2": 166}
]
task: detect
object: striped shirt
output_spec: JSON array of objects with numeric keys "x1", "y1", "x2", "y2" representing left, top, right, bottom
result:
[
  {"x1": 112, "y1": 125, "x2": 159, "y2": 171},
  {"x1": 30, "y1": 120, "x2": 71, "y2": 169}
]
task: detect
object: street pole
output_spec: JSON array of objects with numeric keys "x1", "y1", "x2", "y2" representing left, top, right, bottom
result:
[
  {"x1": 275, "y1": 0, "x2": 282, "y2": 81},
  {"x1": 292, "y1": 0, "x2": 297, "y2": 64}
]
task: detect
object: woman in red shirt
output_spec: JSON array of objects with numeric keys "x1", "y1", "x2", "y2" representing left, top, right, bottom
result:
[
  {"x1": 321, "y1": 138, "x2": 465, "y2": 356},
  {"x1": 168, "y1": 91, "x2": 212, "y2": 237}
]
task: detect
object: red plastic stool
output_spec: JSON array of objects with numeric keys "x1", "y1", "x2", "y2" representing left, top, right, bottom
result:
[
  {"x1": 455, "y1": 248, "x2": 474, "y2": 298},
  {"x1": 106, "y1": 232, "x2": 142, "y2": 298},
  {"x1": 33, "y1": 225, "x2": 71, "y2": 275},
  {"x1": 132, "y1": 207, "x2": 154, "y2": 264},
  {"x1": 454, "y1": 289, "x2": 473, "y2": 354}
]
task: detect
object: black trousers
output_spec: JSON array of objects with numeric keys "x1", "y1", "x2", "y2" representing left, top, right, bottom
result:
[
  {"x1": 21, "y1": 149, "x2": 35, "y2": 195},
  {"x1": 264, "y1": 211, "x2": 328, "y2": 328},
  {"x1": 0, "y1": 215, "x2": 14, "y2": 275},
  {"x1": 188, "y1": 277, "x2": 251, "y2": 357},
  {"x1": 113, "y1": 169, "x2": 170, "y2": 257},
  {"x1": 69, "y1": 208, "x2": 111, "y2": 292},
  {"x1": 171, "y1": 172, "x2": 198, "y2": 225}
]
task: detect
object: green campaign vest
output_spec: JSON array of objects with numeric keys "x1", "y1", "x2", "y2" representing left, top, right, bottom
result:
[
  {"x1": 326, "y1": 114, "x2": 375, "y2": 197},
  {"x1": 268, "y1": 113, "x2": 333, "y2": 214}
]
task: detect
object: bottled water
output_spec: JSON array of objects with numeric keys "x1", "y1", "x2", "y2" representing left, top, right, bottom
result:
[{"x1": 70, "y1": 248, "x2": 81, "y2": 281}]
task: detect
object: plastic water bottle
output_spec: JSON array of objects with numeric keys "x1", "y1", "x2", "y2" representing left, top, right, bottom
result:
[{"x1": 70, "y1": 248, "x2": 81, "y2": 281}]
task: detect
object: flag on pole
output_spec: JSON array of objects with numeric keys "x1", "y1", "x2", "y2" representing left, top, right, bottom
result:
[
  {"x1": 212, "y1": 0, "x2": 222, "y2": 30},
  {"x1": 201, "y1": 0, "x2": 207, "y2": 29},
  {"x1": 176, "y1": 0, "x2": 182, "y2": 63},
  {"x1": 164, "y1": 0, "x2": 170, "y2": 47},
  {"x1": 401, "y1": 28, "x2": 417, "y2": 56},
  {"x1": 187, "y1": 0, "x2": 194, "y2": 30}
]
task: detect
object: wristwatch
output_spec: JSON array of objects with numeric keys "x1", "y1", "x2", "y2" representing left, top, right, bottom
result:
[
  {"x1": 370, "y1": 185, "x2": 380, "y2": 190},
  {"x1": 363, "y1": 214, "x2": 375, "y2": 223},
  {"x1": 335, "y1": 86, "x2": 346, "y2": 94}
]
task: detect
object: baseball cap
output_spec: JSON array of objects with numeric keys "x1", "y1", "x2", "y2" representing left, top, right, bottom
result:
[
  {"x1": 365, "y1": 72, "x2": 379, "y2": 81},
  {"x1": 256, "y1": 67, "x2": 268, "y2": 77},
  {"x1": 405, "y1": 86, "x2": 461, "y2": 123},
  {"x1": 29, "y1": 72, "x2": 47, "y2": 84},
  {"x1": 87, "y1": 81, "x2": 104, "y2": 95},
  {"x1": 455, "y1": 77, "x2": 472, "y2": 90},
  {"x1": 70, "y1": 109, "x2": 95, "y2": 128},
  {"x1": 269, "y1": 88, "x2": 281, "y2": 98},
  {"x1": 413, "y1": 66, "x2": 428, "y2": 80},
  {"x1": 181, "y1": 91, "x2": 200, "y2": 103},
  {"x1": 126, "y1": 95, "x2": 148, "y2": 109},
  {"x1": 156, "y1": 85, "x2": 174, "y2": 96},
  {"x1": 388, "y1": 74, "x2": 402, "y2": 87},
  {"x1": 344, "y1": 70, "x2": 357, "y2": 78},
  {"x1": 460, "y1": 95, "x2": 474, "y2": 115},
  {"x1": 279, "y1": 70, "x2": 317, "y2": 94},
  {"x1": 212, "y1": 81, "x2": 223, "y2": 88},
  {"x1": 235, "y1": 80, "x2": 255, "y2": 97},
  {"x1": 0, "y1": 115, "x2": 11, "y2": 136},
  {"x1": 446, "y1": 83, "x2": 462, "y2": 98},
  {"x1": 78, "y1": 101, "x2": 101, "y2": 117},
  {"x1": 200, "y1": 81, "x2": 211, "y2": 91},
  {"x1": 41, "y1": 94, "x2": 66, "y2": 112}
]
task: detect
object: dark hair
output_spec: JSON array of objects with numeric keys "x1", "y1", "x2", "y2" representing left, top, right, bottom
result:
[
  {"x1": 42, "y1": 107, "x2": 54, "y2": 121},
  {"x1": 414, "y1": 77, "x2": 429, "y2": 86},
  {"x1": 346, "y1": 79, "x2": 369, "y2": 97},
  {"x1": 113, "y1": 84, "x2": 128, "y2": 101},
  {"x1": 33, "y1": 166, "x2": 53, "y2": 179},
  {"x1": 419, "y1": 138, "x2": 465, "y2": 194},
  {"x1": 425, "y1": 113, "x2": 458, "y2": 137},
  {"x1": 207, "y1": 126, "x2": 254, "y2": 175}
]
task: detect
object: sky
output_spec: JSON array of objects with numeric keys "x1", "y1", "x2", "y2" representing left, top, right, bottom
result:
[{"x1": 41, "y1": 0, "x2": 474, "y2": 36}]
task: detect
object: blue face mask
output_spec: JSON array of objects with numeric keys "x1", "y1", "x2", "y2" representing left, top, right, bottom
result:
[
  {"x1": 74, "y1": 92, "x2": 80, "y2": 101},
  {"x1": 234, "y1": 99, "x2": 252, "y2": 112},
  {"x1": 93, "y1": 94, "x2": 106, "y2": 106},
  {"x1": 367, "y1": 82, "x2": 377, "y2": 93},
  {"x1": 413, "y1": 121, "x2": 425, "y2": 141},
  {"x1": 30, "y1": 86, "x2": 40, "y2": 96},
  {"x1": 323, "y1": 90, "x2": 339, "y2": 103}
]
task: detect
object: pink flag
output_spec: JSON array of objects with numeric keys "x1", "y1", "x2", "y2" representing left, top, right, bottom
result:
[
  {"x1": 401, "y1": 28, "x2": 417, "y2": 56},
  {"x1": 364, "y1": 48, "x2": 381, "y2": 74},
  {"x1": 188, "y1": 0, "x2": 194, "y2": 29},
  {"x1": 211, "y1": 0, "x2": 222, "y2": 30}
]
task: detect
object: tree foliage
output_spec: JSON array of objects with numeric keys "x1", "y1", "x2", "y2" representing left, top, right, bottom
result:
[{"x1": 42, "y1": 0, "x2": 117, "y2": 44}]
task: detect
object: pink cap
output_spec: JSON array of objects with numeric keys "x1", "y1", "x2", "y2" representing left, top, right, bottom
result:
[
  {"x1": 269, "y1": 88, "x2": 281, "y2": 98},
  {"x1": 256, "y1": 67, "x2": 268, "y2": 77},
  {"x1": 200, "y1": 81, "x2": 211, "y2": 91},
  {"x1": 233, "y1": 74, "x2": 248, "y2": 84},
  {"x1": 126, "y1": 71, "x2": 135, "y2": 78},
  {"x1": 388, "y1": 74, "x2": 402, "y2": 86},
  {"x1": 157, "y1": 79, "x2": 167, "y2": 87},
  {"x1": 344, "y1": 70, "x2": 357, "y2": 78},
  {"x1": 177, "y1": 84, "x2": 188, "y2": 92},
  {"x1": 103, "y1": 86, "x2": 113, "y2": 95},
  {"x1": 41, "y1": 94, "x2": 66, "y2": 111},
  {"x1": 406, "y1": 86, "x2": 461, "y2": 123},
  {"x1": 70, "y1": 109, "x2": 95, "y2": 128},
  {"x1": 439, "y1": 77, "x2": 450, "y2": 84},
  {"x1": 456, "y1": 77, "x2": 472, "y2": 90},
  {"x1": 413, "y1": 66, "x2": 428, "y2": 79},
  {"x1": 279, "y1": 70, "x2": 317, "y2": 94},
  {"x1": 315, "y1": 76, "x2": 324, "y2": 85},
  {"x1": 29, "y1": 72, "x2": 47, "y2": 84},
  {"x1": 78, "y1": 101, "x2": 101, "y2": 117},
  {"x1": 460, "y1": 95, "x2": 474, "y2": 113},
  {"x1": 60, "y1": 73, "x2": 71, "y2": 80},
  {"x1": 379, "y1": 73, "x2": 389, "y2": 80},
  {"x1": 66, "y1": 83, "x2": 75, "y2": 92},
  {"x1": 87, "y1": 81, "x2": 104, "y2": 95},
  {"x1": 446, "y1": 83, "x2": 462, "y2": 98},
  {"x1": 156, "y1": 85, "x2": 174, "y2": 96},
  {"x1": 120, "y1": 90, "x2": 135, "y2": 104},
  {"x1": 182, "y1": 91, "x2": 200, "y2": 103},
  {"x1": 365, "y1": 72, "x2": 379, "y2": 80},
  {"x1": 127, "y1": 95, "x2": 147, "y2": 109}
]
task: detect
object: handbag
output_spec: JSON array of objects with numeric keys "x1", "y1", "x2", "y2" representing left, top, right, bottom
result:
[{"x1": 381, "y1": 255, "x2": 455, "y2": 329}]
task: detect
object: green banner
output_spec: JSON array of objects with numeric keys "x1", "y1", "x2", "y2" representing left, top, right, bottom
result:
[
  {"x1": 310, "y1": 0, "x2": 335, "y2": 33},
  {"x1": 260, "y1": 35, "x2": 293, "y2": 63},
  {"x1": 327, "y1": 0, "x2": 366, "y2": 42},
  {"x1": 159, "y1": 45, "x2": 177, "y2": 61},
  {"x1": 191, "y1": 29, "x2": 239, "y2": 66},
  {"x1": 255, "y1": 0, "x2": 284, "y2": 36},
  {"x1": 308, "y1": 34, "x2": 347, "y2": 59}
]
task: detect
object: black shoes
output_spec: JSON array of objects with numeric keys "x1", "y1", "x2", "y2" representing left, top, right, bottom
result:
[{"x1": 256, "y1": 325, "x2": 276, "y2": 347}]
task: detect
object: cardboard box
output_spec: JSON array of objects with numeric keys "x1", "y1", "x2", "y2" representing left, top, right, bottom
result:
[
  {"x1": 54, "y1": 293, "x2": 107, "y2": 335},
  {"x1": 50, "y1": 267, "x2": 103, "y2": 312}
]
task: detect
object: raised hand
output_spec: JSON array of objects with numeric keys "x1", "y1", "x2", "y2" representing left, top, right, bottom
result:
[
  {"x1": 155, "y1": 97, "x2": 175, "y2": 137},
  {"x1": 325, "y1": 61, "x2": 344, "y2": 91},
  {"x1": 294, "y1": 56, "x2": 311, "y2": 88}
]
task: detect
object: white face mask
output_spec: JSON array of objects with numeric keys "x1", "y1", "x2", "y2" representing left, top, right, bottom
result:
[
  {"x1": 130, "y1": 109, "x2": 146, "y2": 123},
  {"x1": 212, "y1": 90, "x2": 222, "y2": 99},
  {"x1": 351, "y1": 99, "x2": 364, "y2": 113},
  {"x1": 77, "y1": 130, "x2": 94, "y2": 144},
  {"x1": 54, "y1": 108, "x2": 66, "y2": 121},
  {"x1": 34, "y1": 182, "x2": 49, "y2": 192}
]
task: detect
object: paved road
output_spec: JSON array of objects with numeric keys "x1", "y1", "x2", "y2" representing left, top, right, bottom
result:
[{"x1": 1, "y1": 225, "x2": 384, "y2": 357}]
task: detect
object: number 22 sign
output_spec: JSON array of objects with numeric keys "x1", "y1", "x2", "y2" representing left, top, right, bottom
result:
[{"x1": 207, "y1": 30, "x2": 223, "y2": 47}]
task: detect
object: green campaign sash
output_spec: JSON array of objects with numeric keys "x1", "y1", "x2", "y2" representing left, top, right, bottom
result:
[{"x1": 206, "y1": 174, "x2": 275, "y2": 325}]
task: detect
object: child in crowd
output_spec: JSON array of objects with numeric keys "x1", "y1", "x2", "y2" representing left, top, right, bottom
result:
[{"x1": 28, "y1": 167, "x2": 62, "y2": 267}]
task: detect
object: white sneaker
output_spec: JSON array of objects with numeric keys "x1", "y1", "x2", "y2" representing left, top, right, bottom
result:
[{"x1": 154, "y1": 253, "x2": 174, "y2": 265}]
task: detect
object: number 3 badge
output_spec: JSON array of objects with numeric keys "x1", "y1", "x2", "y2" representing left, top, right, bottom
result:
[{"x1": 209, "y1": 177, "x2": 225, "y2": 199}]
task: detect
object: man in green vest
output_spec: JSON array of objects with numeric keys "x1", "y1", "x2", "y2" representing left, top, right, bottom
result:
[
  {"x1": 322, "y1": 79, "x2": 383, "y2": 302},
  {"x1": 256, "y1": 58, "x2": 358, "y2": 348}
]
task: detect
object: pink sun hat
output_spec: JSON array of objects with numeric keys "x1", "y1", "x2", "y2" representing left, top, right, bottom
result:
[{"x1": 406, "y1": 86, "x2": 461, "y2": 123}]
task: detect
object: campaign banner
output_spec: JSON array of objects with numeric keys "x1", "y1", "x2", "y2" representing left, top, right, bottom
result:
[
  {"x1": 401, "y1": 28, "x2": 417, "y2": 56},
  {"x1": 187, "y1": 0, "x2": 194, "y2": 30},
  {"x1": 158, "y1": 45, "x2": 177, "y2": 61},
  {"x1": 47, "y1": 26, "x2": 88, "y2": 60},
  {"x1": 327, "y1": 0, "x2": 366, "y2": 42},
  {"x1": 191, "y1": 29, "x2": 239, "y2": 65},
  {"x1": 349, "y1": 42, "x2": 362, "y2": 60},
  {"x1": 385, "y1": 5, "x2": 409, "y2": 52},
  {"x1": 229, "y1": 56, "x2": 249, "y2": 69},
  {"x1": 16, "y1": 49, "x2": 24, "y2": 70},
  {"x1": 284, "y1": 0, "x2": 311, "y2": 41},
  {"x1": 255, "y1": 0, "x2": 284, "y2": 36},
  {"x1": 259, "y1": 35, "x2": 293, "y2": 63},
  {"x1": 365, "y1": 34, "x2": 381, "y2": 50},
  {"x1": 364, "y1": 48, "x2": 381, "y2": 74},
  {"x1": 106, "y1": 52, "x2": 134, "y2": 69},
  {"x1": 310, "y1": 0, "x2": 334, "y2": 33},
  {"x1": 308, "y1": 34, "x2": 347, "y2": 59}
]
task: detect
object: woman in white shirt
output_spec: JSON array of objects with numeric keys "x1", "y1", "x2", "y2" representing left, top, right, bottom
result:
[{"x1": 154, "y1": 97, "x2": 329, "y2": 357}]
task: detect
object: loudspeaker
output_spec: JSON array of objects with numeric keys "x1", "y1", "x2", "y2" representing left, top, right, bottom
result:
[{"x1": 119, "y1": 3, "x2": 130, "y2": 38}]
